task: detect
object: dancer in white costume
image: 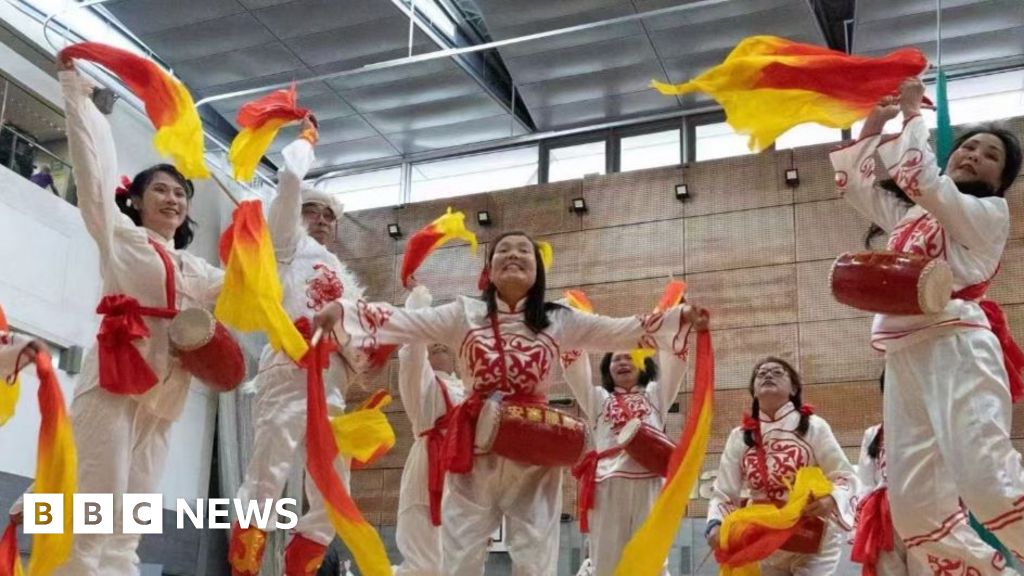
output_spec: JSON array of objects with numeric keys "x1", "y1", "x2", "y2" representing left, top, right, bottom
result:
[
  {"x1": 312, "y1": 231, "x2": 706, "y2": 576},
  {"x1": 230, "y1": 118, "x2": 365, "y2": 576},
  {"x1": 393, "y1": 285, "x2": 466, "y2": 576},
  {"x1": 831, "y1": 78, "x2": 1024, "y2": 573},
  {"x1": 54, "y1": 59, "x2": 224, "y2": 576},
  {"x1": 706, "y1": 357, "x2": 857, "y2": 576},
  {"x1": 561, "y1": 348, "x2": 688, "y2": 576}
]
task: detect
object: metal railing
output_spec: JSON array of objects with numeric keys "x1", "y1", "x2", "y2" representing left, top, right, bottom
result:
[{"x1": 0, "y1": 122, "x2": 75, "y2": 204}]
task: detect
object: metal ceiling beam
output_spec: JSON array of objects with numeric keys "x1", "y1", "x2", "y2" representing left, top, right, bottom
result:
[{"x1": 194, "y1": 0, "x2": 735, "y2": 107}]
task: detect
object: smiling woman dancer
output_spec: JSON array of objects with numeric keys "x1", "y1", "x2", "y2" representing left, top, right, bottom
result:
[
  {"x1": 54, "y1": 57, "x2": 223, "y2": 576},
  {"x1": 312, "y1": 230, "x2": 708, "y2": 576}
]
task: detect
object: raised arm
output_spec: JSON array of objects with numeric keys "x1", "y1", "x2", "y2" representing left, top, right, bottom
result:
[
  {"x1": 559, "y1": 351, "x2": 604, "y2": 423},
  {"x1": 877, "y1": 114, "x2": 1009, "y2": 251},
  {"x1": 397, "y1": 286, "x2": 441, "y2": 429},
  {"x1": 649, "y1": 343, "x2": 690, "y2": 421},
  {"x1": 556, "y1": 304, "x2": 698, "y2": 358},
  {"x1": 267, "y1": 121, "x2": 317, "y2": 261},
  {"x1": 0, "y1": 332, "x2": 39, "y2": 382},
  {"x1": 830, "y1": 97, "x2": 910, "y2": 233},
  {"x1": 59, "y1": 65, "x2": 130, "y2": 255}
]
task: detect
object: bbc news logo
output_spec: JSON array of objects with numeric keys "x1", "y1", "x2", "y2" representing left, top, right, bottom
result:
[{"x1": 24, "y1": 494, "x2": 298, "y2": 534}]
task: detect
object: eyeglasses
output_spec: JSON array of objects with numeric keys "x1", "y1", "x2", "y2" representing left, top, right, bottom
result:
[
  {"x1": 302, "y1": 206, "x2": 336, "y2": 223},
  {"x1": 756, "y1": 367, "x2": 787, "y2": 378}
]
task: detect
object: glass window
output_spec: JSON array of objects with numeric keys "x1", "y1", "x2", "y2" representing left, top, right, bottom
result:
[
  {"x1": 317, "y1": 167, "x2": 402, "y2": 212},
  {"x1": 547, "y1": 140, "x2": 605, "y2": 183},
  {"x1": 620, "y1": 129, "x2": 681, "y2": 172},
  {"x1": 775, "y1": 123, "x2": 842, "y2": 150},
  {"x1": 410, "y1": 146, "x2": 538, "y2": 202},
  {"x1": 694, "y1": 122, "x2": 751, "y2": 161}
]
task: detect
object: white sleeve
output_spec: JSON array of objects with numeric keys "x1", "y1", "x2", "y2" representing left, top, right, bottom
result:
[
  {"x1": 877, "y1": 115, "x2": 1010, "y2": 251},
  {"x1": 708, "y1": 428, "x2": 746, "y2": 524},
  {"x1": 856, "y1": 426, "x2": 880, "y2": 499},
  {"x1": 267, "y1": 138, "x2": 315, "y2": 261},
  {"x1": 60, "y1": 70, "x2": 133, "y2": 256},
  {"x1": 559, "y1": 351, "x2": 603, "y2": 423},
  {"x1": 0, "y1": 333, "x2": 34, "y2": 382},
  {"x1": 336, "y1": 298, "x2": 464, "y2": 369},
  {"x1": 830, "y1": 135, "x2": 910, "y2": 233},
  {"x1": 397, "y1": 287, "x2": 439, "y2": 429},
  {"x1": 812, "y1": 416, "x2": 859, "y2": 531},
  {"x1": 556, "y1": 305, "x2": 692, "y2": 357},
  {"x1": 650, "y1": 345, "x2": 688, "y2": 421}
]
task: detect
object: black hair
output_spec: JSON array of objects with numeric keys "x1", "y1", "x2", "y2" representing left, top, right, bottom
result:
[
  {"x1": 599, "y1": 352, "x2": 659, "y2": 393},
  {"x1": 867, "y1": 370, "x2": 885, "y2": 460},
  {"x1": 864, "y1": 123, "x2": 1023, "y2": 248},
  {"x1": 114, "y1": 163, "x2": 196, "y2": 249},
  {"x1": 743, "y1": 357, "x2": 810, "y2": 447},
  {"x1": 482, "y1": 230, "x2": 559, "y2": 333}
]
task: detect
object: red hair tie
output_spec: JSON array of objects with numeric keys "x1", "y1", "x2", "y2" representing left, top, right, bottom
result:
[
  {"x1": 114, "y1": 175, "x2": 132, "y2": 197},
  {"x1": 476, "y1": 266, "x2": 490, "y2": 291},
  {"x1": 741, "y1": 413, "x2": 759, "y2": 431},
  {"x1": 799, "y1": 404, "x2": 815, "y2": 416}
]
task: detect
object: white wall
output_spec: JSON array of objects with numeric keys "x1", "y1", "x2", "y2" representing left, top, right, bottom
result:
[{"x1": 0, "y1": 22, "x2": 239, "y2": 501}]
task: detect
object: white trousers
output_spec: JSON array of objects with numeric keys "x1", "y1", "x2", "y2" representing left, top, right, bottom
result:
[
  {"x1": 393, "y1": 503, "x2": 442, "y2": 576},
  {"x1": 590, "y1": 476, "x2": 668, "y2": 576},
  {"x1": 54, "y1": 387, "x2": 172, "y2": 576},
  {"x1": 441, "y1": 454, "x2": 563, "y2": 576},
  {"x1": 875, "y1": 535, "x2": 932, "y2": 576},
  {"x1": 759, "y1": 524, "x2": 842, "y2": 576},
  {"x1": 235, "y1": 363, "x2": 349, "y2": 547},
  {"x1": 886, "y1": 328, "x2": 1024, "y2": 575}
]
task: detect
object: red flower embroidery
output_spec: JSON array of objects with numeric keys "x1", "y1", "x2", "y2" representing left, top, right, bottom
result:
[
  {"x1": 461, "y1": 328, "x2": 554, "y2": 396},
  {"x1": 742, "y1": 437, "x2": 812, "y2": 501},
  {"x1": 927, "y1": 555, "x2": 982, "y2": 576},
  {"x1": 601, "y1": 393, "x2": 652, "y2": 430},
  {"x1": 895, "y1": 149, "x2": 924, "y2": 197},
  {"x1": 305, "y1": 264, "x2": 343, "y2": 311}
]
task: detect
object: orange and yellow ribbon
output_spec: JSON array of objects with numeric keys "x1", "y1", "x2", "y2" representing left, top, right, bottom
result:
[
  {"x1": 305, "y1": 340, "x2": 390, "y2": 575},
  {"x1": 614, "y1": 328, "x2": 714, "y2": 576},
  {"x1": 400, "y1": 208, "x2": 478, "y2": 288},
  {"x1": 331, "y1": 390, "x2": 396, "y2": 470},
  {"x1": 564, "y1": 289, "x2": 594, "y2": 314},
  {"x1": 228, "y1": 85, "x2": 309, "y2": 182},
  {"x1": 215, "y1": 200, "x2": 308, "y2": 362},
  {"x1": 59, "y1": 42, "x2": 208, "y2": 178},
  {"x1": 652, "y1": 36, "x2": 927, "y2": 151}
]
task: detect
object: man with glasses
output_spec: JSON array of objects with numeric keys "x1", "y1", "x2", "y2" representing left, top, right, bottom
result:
[{"x1": 230, "y1": 117, "x2": 366, "y2": 576}]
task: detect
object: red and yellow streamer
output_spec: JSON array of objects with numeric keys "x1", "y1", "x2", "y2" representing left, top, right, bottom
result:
[
  {"x1": 614, "y1": 328, "x2": 714, "y2": 576},
  {"x1": 305, "y1": 340, "x2": 391, "y2": 575},
  {"x1": 715, "y1": 467, "x2": 834, "y2": 576},
  {"x1": 401, "y1": 208, "x2": 478, "y2": 288},
  {"x1": 27, "y1": 352, "x2": 77, "y2": 576},
  {"x1": 631, "y1": 280, "x2": 688, "y2": 370},
  {"x1": 215, "y1": 200, "x2": 308, "y2": 362},
  {"x1": 564, "y1": 289, "x2": 594, "y2": 313},
  {"x1": 331, "y1": 390, "x2": 396, "y2": 470},
  {"x1": 59, "y1": 42, "x2": 208, "y2": 178},
  {"x1": 228, "y1": 85, "x2": 309, "y2": 182},
  {"x1": 0, "y1": 522, "x2": 22, "y2": 576},
  {"x1": 651, "y1": 36, "x2": 927, "y2": 151}
]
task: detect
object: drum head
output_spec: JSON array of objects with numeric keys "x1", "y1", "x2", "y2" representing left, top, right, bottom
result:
[
  {"x1": 616, "y1": 418, "x2": 642, "y2": 447},
  {"x1": 919, "y1": 259, "x2": 953, "y2": 313},
  {"x1": 168, "y1": 308, "x2": 215, "y2": 351}
]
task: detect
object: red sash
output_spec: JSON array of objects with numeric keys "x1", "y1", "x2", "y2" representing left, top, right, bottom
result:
[
  {"x1": 953, "y1": 275, "x2": 1024, "y2": 403},
  {"x1": 571, "y1": 445, "x2": 622, "y2": 533},
  {"x1": 851, "y1": 488, "x2": 894, "y2": 576},
  {"x1": 96, "y1": 240, "x2": 177, "y2": 395},
  {"x1": 422, "y1": 377, "x2": 456, "y2": 526}
]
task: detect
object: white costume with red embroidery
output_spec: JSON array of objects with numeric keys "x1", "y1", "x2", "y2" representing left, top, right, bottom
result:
[
  {"x1": 560, "y1": 349, "x2": 686, "y2": 576},
  {"x1": 56, "y1": 70, "x2": 224, "y2": 576},
  {"x1": 331, "y1": 294, "x2": 692, "y2": 576},
  {"x1": 0, "y1": 331, "x2": 34, "y2": 382},
  {"x1": 832, "y1": 115, "x2": 1024, "y2": 573},
  {"x1": 856, "y1": 425, "x2": 929, "y2": 576},
  {"x1": 394, "y1": 290, "x2": 466, "y2": 576},
  {"x1": 234, "y1": 138, "x2": 362, "y2": 548},
  {"x1": 708, "y1": 406, "x2": 857, "y2": 576}
]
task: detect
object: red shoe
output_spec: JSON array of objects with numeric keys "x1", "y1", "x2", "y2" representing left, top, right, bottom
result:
[
  {"x1": 284, "y1": 533, "x2": 328, "y2": 576},
  {"x1": 228, "y1": 522, "x2": 268, "y2": 576}
]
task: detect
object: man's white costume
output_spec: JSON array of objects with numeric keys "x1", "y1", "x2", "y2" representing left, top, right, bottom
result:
[
  {"x1": 708, "y1": 406, "x2": 858, "y2": 576},
  {"x1": 832, "y1": 115, "x2": 1024, "y2": 573},
  {"x1": 393, "y1": 287, "x2": 466, "y2": 576},
  {"x1": 231, "y1": 137, "x2": 363, "y2": 574},
  {"x1": 56, "y1": 70, "x2": 224, "y2": 576}
]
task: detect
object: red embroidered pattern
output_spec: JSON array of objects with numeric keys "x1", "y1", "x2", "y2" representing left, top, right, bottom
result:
[
  {"x1": 741, "y1": 437, "x2": 811, "y2": 501},
  {"x1": 887, "y1": 214, "x2": 947, "y2": 259},
  {"x1": 895, "y1": 149, "x2": 924, "y2": 197},
  {"x1": 835, "y1": 170, "x2": 849, "y2": 192},
  {"x1": 356, "y1": 301, "x2": 394, "y2": 358},
  {"x1": 636, "y1": 311, "x2": 665, "y2": 350},
  {"x1": 927, "y1": 555, "x2": 983, "y2": 576},
  {"x1": 305, "y1": 264, "x2": 343, "y2": 311},
  {"x1": 601, "y1": 393, "x2": 652, "y2": 430},
  {"x1": 860, "y1": 157, "x2": 876, "y2": 180},
  {"x1": 560, "y1": 350, "x2": 582, "y2": 368},
  {"x1": 460, "y1": 327, "x2": 554, "y2": 395}
]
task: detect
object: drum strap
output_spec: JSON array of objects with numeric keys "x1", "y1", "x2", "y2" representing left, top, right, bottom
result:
[
  {"x1": 95, "y1": 239, "x2": 179, "y2": 395},
  {"x1": 953, "y1": 273, "x2": 1024, "y2": 403},
  {"x1": 421, "y1": 377, "x2": 456, "y2": 526}
]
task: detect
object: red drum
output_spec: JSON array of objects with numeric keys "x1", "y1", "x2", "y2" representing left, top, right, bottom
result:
[
  {"x1": 475, "y1": 398, "x2": 587, "y2": 467},
  {"x1": 617, "y1": 418, "x2": 676, "y2": 477},
  {"x1": 168, "y1": 308, "x2": 246, "y2": 392},
  {"x1": 829, "y1": 251, "x2": 952, "y2": 315}
]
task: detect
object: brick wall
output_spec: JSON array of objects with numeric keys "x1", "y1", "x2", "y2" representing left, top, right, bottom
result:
[{"x1": 334, "y1": 117, "x2": 1024, "y2": 524}]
